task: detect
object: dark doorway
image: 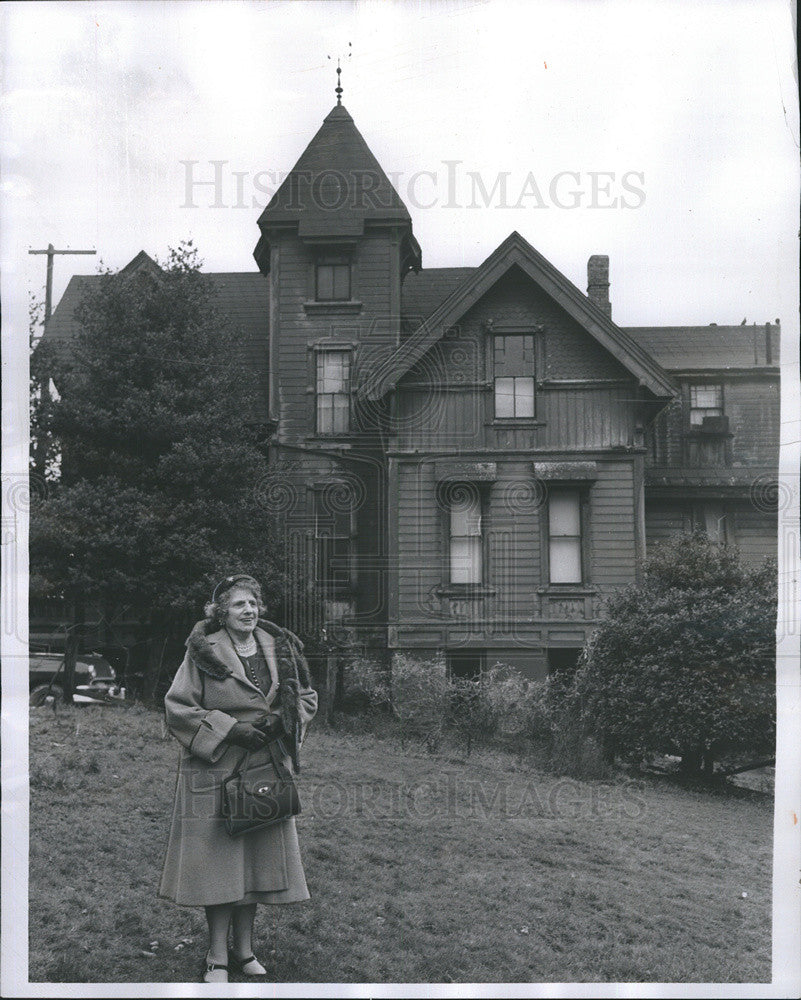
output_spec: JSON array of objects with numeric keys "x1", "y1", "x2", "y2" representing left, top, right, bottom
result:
[
  {"x1": 447, "y1": 650, "x2": 484, "y2": 679},
  {"x1": 547, "y1": 647, "x2": 582, "y2": 675}
]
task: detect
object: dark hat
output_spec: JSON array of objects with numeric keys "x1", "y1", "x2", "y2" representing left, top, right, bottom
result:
[{"x1": 211, "y1": 574, "x2": 260, "y2": 603}]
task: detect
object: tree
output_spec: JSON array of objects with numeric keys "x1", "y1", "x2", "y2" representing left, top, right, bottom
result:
[
  {"x1": 569, "y1": 533, "x2": 776, "y2": 775},
  {"x1": 29, "y1": 295, "x2": 60, "y2": 484},
  {"x1": 30, "y1": 242, "x2": 284, "y2": 697}
]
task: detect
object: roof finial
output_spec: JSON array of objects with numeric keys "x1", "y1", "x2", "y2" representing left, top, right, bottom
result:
[{"x1": 328, "y1": 43, "x2": 352, "y2": 105}]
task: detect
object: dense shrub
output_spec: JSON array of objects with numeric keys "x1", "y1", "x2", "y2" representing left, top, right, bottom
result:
[
  {"x1": 477, "y1": 661, "x2": 538, "y2": 737},
  {"x1": 447, "y1": 674, "x2": 493, "y2": 755},
  {"x1": 390, "y1": 651, "x2": 449, "y2": 741},
  {"x1": 569, "y1": 534, "x2": 776, "y2": 774},
  {"x1": 340, "y1": 654, "x2": 391, "y2": 713},
  {"x1": 339, "y1": 650, "x2": 606, "y2": 773}
]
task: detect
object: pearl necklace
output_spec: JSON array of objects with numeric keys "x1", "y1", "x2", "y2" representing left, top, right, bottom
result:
[{"x1": 227, "y1": 631, "x2": 257, "y2": 657}]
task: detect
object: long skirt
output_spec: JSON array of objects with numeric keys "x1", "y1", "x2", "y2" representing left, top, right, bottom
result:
[{"x1": 158, "y1": 744, "x2": 310, "y2": 907}]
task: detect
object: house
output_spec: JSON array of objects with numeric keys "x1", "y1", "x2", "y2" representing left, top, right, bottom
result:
[{"x1": 44, "y1": 99, "x2": 780, "y2": 679}]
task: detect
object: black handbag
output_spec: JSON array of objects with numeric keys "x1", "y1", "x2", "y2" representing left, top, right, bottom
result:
[{"x1": 220, "y1": 739, "x2": 301, "y2": 837}]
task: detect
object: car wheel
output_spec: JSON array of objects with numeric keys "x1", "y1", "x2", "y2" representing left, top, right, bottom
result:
[{"x1": 30, "y1": 684, "x2": 64, "y2": 707}]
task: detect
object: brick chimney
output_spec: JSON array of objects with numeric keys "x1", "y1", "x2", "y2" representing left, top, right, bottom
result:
[{"x1": 587, "y1": 255, "x2": 611, "y2": 319}]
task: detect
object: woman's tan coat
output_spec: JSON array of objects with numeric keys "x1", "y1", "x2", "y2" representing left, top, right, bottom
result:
[{"x1": 159, "y1": 626, "x2": 317, "y2": 906}]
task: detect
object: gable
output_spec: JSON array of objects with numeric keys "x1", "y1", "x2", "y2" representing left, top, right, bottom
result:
[
  {"x1": 401, "y1": 267, "x2": 475, "y2": 334},
  {"x1": 361, "y1": 231, "x2": 676, "y2": 402},
  {"x1": 397, "y1": 267, "x2": 633, "y2": 406}
]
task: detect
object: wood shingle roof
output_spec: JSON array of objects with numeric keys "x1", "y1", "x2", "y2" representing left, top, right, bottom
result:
[{"x1": 254, "y1": 103, "x2": 419, "y2": 273}]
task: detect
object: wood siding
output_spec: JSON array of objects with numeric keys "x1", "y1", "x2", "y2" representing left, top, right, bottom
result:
[
  {"x1": 272, "y1": 231, "x2": 399, "y2": 444},
  {"x1": 732, "y1": 504, "x2": 777, "y2": 565},
  {"x1": 392, "y1": 457, "x2": 637, "y2": 648},
  {"x1": 646, "y1": 376, "x2": 779, "y2": 469},
  {"x1": 645, "y1": 502, "x2": 690, "y2": 545},
  {"x1": 725, "y1": 379, "x2": 780, "y2": 464},
  {"x1": 393, "y1": 384, "x2": 639, "y2": 452},
  {"x1": 645, "y1": 500, "x2": 777, "y2": 568},
  {"x1": 392, "y1": 267, "x2": 642, "y2": 453}
]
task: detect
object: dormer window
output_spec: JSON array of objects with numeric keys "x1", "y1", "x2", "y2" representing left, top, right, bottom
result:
[
  {"x1": 689, "y1": 384, "x2": 723, "y2": 426},
  {"x1": 315, "y1": 255, "x2": 351, "y2": 301}
]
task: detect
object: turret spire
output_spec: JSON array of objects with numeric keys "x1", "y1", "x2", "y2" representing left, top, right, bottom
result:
[{"x1": 328, "y1": 43, "x2": 352, "y2": 105}]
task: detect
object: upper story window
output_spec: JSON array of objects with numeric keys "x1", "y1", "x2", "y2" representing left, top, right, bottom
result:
[
  {"x1": 449, "y1": 487, "x2": 483, "y2": 584},
  {"x1": 548, "y1": 488, "x2": 582, "y2": 584},
  {"x1": 689, "y1": 384, "x2": 723, "y2": 426},
  {"x1": 315, "y1": 256, "x2": 351, "y2": 301},
  {"x1": 494, "y1": 333, "x2": 535, "y2": 418},
  {"x1": 316, "y1": 350, "x2": 351, "y2": 434}
]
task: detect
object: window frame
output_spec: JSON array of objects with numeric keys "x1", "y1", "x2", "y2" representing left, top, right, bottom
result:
[
  {"x1": 315, "y1": 255, "x2": 352, "y2": 302},
  {"x1": 491, "y1": 330, "x2": 538, "y2": 421},
  {"x1": 688, "y1": 383, "x2": 724, "y2": 427},
  {"x1": 538, "y1": 484, "x2": 594, "y2": 588},
  {"x1": 692, "y1": 502, "x2": 729, "y2": 544},
  {"x1": 438, "y1": 481, "x2": 490, "y2": 590},
  {"x1": 448, "y1": 488, "x2": 484, "y2": 585},
  {"x1": 446, "y1": 649, "x2": 485, "y2": 680},
  {"x1": 315, "y1": 348, "x2": 352, "y2": 435},
  {"x1": 311, "y1": 485, "x2": 356, "y2": 598},
  {"x1": 546, "y1": 487, "x2": 583, "y2": 585}
]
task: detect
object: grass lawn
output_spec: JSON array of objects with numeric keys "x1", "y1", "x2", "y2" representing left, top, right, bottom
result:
[{"x1": 28, "y1": 704, "x2": 772, "y2": 984}]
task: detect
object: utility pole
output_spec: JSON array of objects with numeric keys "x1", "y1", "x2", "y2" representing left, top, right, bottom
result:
[
  {"x1": 28, "y1": 243, "x2": 97, "y2": 478},
  {"x1": 28, "y1": 244, "x2": 96, "y2": 699},
  {"x1": 29, "y1": 243, "x2": 97, "y2": 323}
]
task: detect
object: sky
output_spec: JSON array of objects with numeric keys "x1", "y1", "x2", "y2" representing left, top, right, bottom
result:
[
  {"x1": 1, "y1": 0, "x2": 798, "y2": 331},
  {"x1": 1, "y1": 3, "x2": 800, "y2": 994}
]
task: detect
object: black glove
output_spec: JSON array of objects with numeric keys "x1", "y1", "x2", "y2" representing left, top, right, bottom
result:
[
  {"x1": 253, "y1": 716, "x2": 286, "y2": 740},
  {"x1": 226, "y1": 721, "x2": 268, "y2": 750}
]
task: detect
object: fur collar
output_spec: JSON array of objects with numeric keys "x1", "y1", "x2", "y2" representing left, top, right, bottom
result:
[
  {"x1": 185, "y1": 617, "x2": 313, "y2": 770},
  {"x1": 186, "y1": 618, "x2": 309, "y2": 684}
]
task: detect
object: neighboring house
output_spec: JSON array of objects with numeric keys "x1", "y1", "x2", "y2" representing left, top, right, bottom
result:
[{"x1": 44, "y1": 100, "x2": 780, "y2": 679}]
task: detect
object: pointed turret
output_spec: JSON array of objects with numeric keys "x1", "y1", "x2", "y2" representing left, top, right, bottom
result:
[{"x1": 254, "y1": 103, "x2": 420, "y2": 273}]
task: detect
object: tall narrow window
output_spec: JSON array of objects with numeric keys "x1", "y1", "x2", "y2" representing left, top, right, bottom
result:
[
  {"x1": 494, "y1": 334, "x2": 535, "y2": 419},
  {"x1": 689, "y1": 384, "x2": 723, "y2": 426},
  {"x1": 548, "y1": 489, "x2": 582, "y2": 584},
  {"x1": 316, "y1": 350, "x2": 351, "y2": 434},
  {"x1": 314, "y1": 492, "x2": 353, "y2": 597},
  {"x1": 316, "y1": 257, "x2": 351, "y2": 301},
  {"x1": 450, "y1": 489, "x2": 483, "y2": 584}
]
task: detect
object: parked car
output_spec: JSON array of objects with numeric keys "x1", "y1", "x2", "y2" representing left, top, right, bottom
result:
[{"x1": 29, "y1": 651, "x2": 127, "y2": 706}]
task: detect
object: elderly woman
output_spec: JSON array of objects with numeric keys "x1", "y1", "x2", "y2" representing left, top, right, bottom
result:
[{"x1": 159, "y1": 574, "x2": 317, "y2": 983}]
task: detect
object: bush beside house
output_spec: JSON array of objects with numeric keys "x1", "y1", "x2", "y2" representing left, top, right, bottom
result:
[
  {"x1": 565, "y1": 533, "x2": 776, "y2": 775},
  {"x1": 336, "y1": 534, "x2": 776, "y2": 780}
]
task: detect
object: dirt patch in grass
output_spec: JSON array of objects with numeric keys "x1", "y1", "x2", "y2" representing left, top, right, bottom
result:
[{"x1": 28, "y1": 705, "x2": 772, "y2": 983}]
